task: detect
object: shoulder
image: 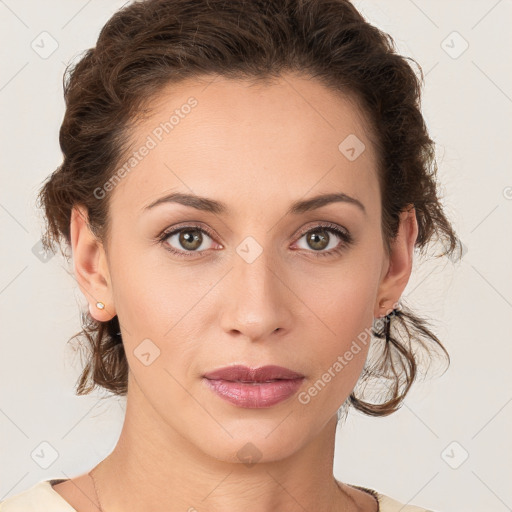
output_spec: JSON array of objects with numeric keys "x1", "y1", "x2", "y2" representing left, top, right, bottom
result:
[
  {"x1": 347, "y1": 483, "x2": 437, "y2": 512},
  {"x1": 0, "y1": 479, "x2": 76, "y2": 512},
  {"x1": 377, "y1": 492, "x2": 436, "y2": 512}
]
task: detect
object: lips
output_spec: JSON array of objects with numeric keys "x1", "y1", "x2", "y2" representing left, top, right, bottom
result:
[
  {"x1": 203, "y1": 364, "x2": 304, "y2": 382},
  {"x1": 203, "y1": 364, "x2": 305, "y2": 408}
]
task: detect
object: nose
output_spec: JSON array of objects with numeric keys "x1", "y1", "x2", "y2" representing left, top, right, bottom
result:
[{"x1": 219, "y1": 245, "x2": 293, "y2": 342}]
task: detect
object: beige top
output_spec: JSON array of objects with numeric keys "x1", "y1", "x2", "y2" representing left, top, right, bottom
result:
[{"x1": 0, "y1": 479, "x2": 435, "y2": 511}]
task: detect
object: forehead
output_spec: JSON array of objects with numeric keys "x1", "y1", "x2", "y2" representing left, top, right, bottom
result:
[{"x1": 109, "y1": 73, "x2": 380, "y2": 220}]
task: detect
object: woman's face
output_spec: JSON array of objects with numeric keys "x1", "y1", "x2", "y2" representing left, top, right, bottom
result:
[{"x1": 74, "y1": 73, "x2": 415, "y2": 463}]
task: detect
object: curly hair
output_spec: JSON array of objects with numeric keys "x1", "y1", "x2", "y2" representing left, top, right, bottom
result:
[{"x1": 36, "y1": 0, "x2": 461, "y2": 416}]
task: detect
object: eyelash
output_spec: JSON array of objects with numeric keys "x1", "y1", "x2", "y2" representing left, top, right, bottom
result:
[{"x1": 156, "y1": 222, "x2": 353, "y2": 259}]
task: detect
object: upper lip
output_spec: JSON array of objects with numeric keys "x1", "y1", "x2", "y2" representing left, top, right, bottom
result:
[{"x1": 203, "y1": 365, "x2": 304, "y2": 382}]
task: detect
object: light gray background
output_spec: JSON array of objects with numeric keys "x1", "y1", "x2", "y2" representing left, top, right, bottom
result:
[{"x1": 1, "y1": 1, "x2": 511, "y2": 510}]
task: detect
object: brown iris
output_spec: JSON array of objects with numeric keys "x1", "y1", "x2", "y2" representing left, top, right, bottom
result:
[
  {"x1": 307, "y1": 229, "x2": 329, "y2": 251},
  {"x1": 179, "y1": 229, "x2": 203, "y2": 250}
]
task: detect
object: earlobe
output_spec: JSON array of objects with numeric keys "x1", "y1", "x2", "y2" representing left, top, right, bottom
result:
[
  {"x1": 374, "y1": 206, "x2": 418, "y2": 318},
  {"x1": 70, "y1": 205, "x2": 116, "y2": 322}
]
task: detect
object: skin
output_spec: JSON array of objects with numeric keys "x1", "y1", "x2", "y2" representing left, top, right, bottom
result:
[{"x1": 54, "y1": 73, "x2": 418, "y2": 512}]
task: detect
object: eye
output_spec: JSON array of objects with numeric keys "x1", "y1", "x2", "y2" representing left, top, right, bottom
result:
[
  {"x1": 157, "y1": 223, "x2": 221, "y2": 258},
  {"x1": 157, "y1": 221, "x2": 353, "y2": 259},
  {"x1": 293, "y1": 222, "x2": 353, "y2": 257}
]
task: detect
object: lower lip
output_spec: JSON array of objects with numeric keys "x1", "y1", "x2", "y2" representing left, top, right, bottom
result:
[{"x1": 203, "y1": 378, "x2": 304, "y2": 408}]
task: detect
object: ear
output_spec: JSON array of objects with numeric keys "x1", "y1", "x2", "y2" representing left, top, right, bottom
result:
[
  {"x1": 374, "y1": 205, "x2": 418, "y2": 318},
  {"x1": 70, "y1": 205, "x2": 116, "y2": 322}
]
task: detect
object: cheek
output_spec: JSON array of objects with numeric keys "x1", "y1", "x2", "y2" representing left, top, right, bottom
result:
[
  {"x1": 108, "y1": 254, "x2": 198, "y2": 410},
  {"x1": 106, "y1": 245, "x2": 170, "y2": 366},
  {"x1": 294, "y1": 267, "x2": 377, "y2": 396},
  {"x1": 298, "y1": 262, "x2": 376, "y2": 341},
  {"x1": 108, "y1": 234, "x2": 182, "y2": 326},
  {"x1": 108, "y1": 242, "x2": 208, "y2": 375}
]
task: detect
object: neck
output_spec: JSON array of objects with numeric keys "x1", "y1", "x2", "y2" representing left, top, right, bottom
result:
[{"x1": 91, "y1": 372, "x2": 355, "y2": 512}]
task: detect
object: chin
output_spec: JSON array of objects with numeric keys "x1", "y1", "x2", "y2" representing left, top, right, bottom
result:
[{"x1": 191, "y1": 420, "x2": 311, "y2": 465}]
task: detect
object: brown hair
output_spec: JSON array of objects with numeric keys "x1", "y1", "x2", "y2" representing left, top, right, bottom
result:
[{"x1": 37, "y1": 0, "x2": 461, "y2": 416}]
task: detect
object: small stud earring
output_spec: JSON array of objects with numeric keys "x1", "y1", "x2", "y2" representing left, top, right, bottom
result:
[{"x1": 96, "y1": 301, "x2": 105, "y2": 310}]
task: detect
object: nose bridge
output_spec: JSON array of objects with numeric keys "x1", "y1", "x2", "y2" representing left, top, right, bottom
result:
[
  {"x1": 220, "y1": 236, "x2": 289, "y2": 339},
  {"x1": 234, "y1": 236, "x2": 280, "y2": 306}
]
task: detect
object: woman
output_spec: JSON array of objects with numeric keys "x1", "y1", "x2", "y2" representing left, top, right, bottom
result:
[{"x1": 0, "y1": 0, "x2": 459, "y2": 510}]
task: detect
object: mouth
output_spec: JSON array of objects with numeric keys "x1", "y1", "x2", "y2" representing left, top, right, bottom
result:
[{"x1": 202, "y1": 365, "x2": 305, "y2": 408}]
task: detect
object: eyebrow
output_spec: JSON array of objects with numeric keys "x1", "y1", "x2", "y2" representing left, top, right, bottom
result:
[{"x1": 143, "y1": 191, "x2": 366, "y2": 217}]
